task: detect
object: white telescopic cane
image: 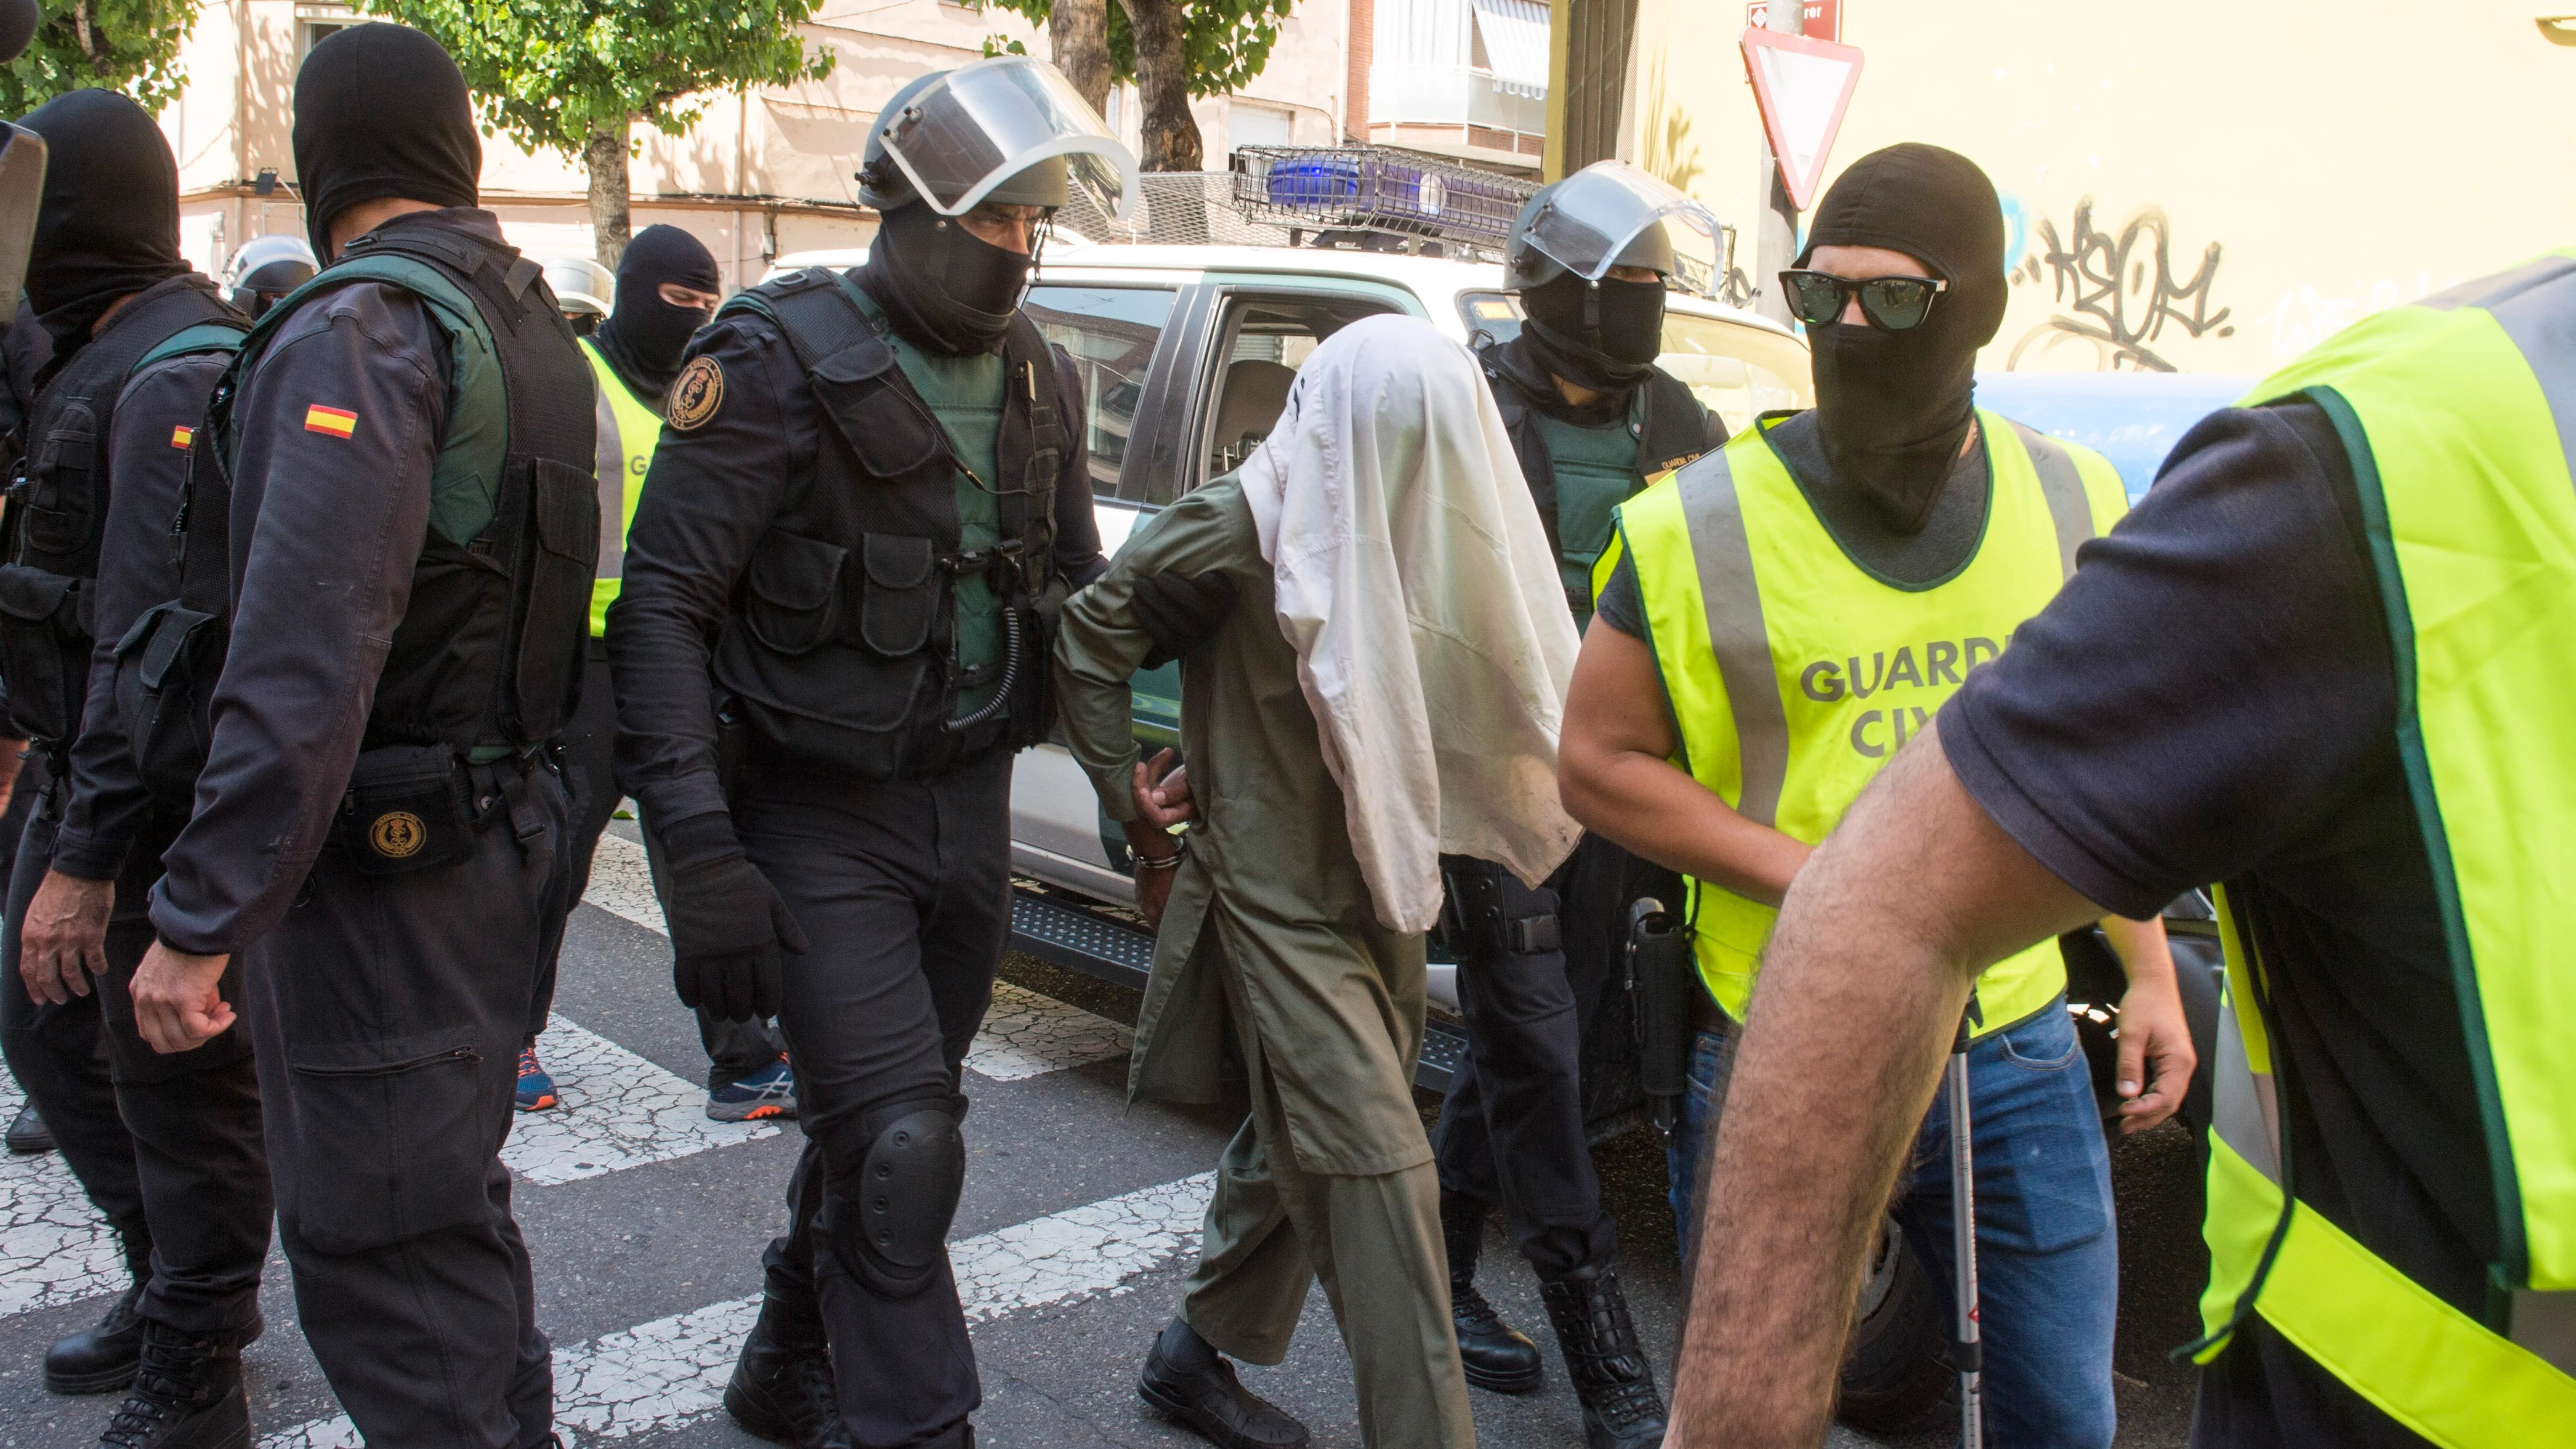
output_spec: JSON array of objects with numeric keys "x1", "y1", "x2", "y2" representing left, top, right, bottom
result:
[{"x1": 1948, "y1": 996, "x2": 1984, "y2": 1448}]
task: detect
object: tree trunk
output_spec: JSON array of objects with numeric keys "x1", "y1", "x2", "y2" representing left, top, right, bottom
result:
[
  {"x1": 585, "y1": 124, "x2": 631, "y2": 268},
  {"x1": 1121, "y1": 0, "x2": 1201, "y2": 172},
  {"x1": 1049, "y1": 0, "x2": 1113, "y2": 118}
]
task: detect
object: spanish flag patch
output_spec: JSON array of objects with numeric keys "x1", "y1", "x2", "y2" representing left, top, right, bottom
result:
[
  {"x1": 304, "y1": 405, "x2": 358, "y2": 438},
  {"x1": 169, "y1": 425, "x2": 193, "y2": 450}
]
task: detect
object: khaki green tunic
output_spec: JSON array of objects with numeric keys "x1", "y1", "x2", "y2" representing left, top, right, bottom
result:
[{"x1": 1052, "y1": 476, "x2": 1432, "y2": 1177}]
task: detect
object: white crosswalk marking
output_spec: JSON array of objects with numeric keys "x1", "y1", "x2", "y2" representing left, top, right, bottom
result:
[
  {"x1": 503, "y1": 1017, "x2": 779, "y2": 1186},
  {"x1": 0, "y1": 1077, "x2": 126, "y2": 1318},
  {"x1": 256, "y1": 1171, "x2": 1217, "y2": 1448},
  {"x1": 583, "y1": 831, "x2": 1135, "y2": 1080}
]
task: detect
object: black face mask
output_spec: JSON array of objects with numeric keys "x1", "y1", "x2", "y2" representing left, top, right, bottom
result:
[
  {"x1": 1518, "y1": 273, "x2": 1665, "y2": 395},
  {"x1": 1796, "y1": 143, "x2": 2010, "y2": 534},
  {"x1": 20, "y1": 89, "x2": 191, "y2": 349},
  {"x1": 291, "y1": 25, "x2": 481, "y2": 260},
  {"x1": 596, "y1": 223, "x2": 719, "y2": 400},
  {"x1": 860, "y1": 202, "x2": 1034, "y2": 355}
]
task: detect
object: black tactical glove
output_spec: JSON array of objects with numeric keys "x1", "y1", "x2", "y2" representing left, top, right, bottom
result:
[
  {"x1": 1132, "y1": 571, "x2": 1238, "y2": 669},
  {"x1": 656, "y1": 814, "x2": 808, "y2": 1022}
]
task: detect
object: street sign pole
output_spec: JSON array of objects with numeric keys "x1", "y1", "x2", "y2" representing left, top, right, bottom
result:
[{"x1": 1751, "y1": 2, "x2": 1803, "y2": 326}]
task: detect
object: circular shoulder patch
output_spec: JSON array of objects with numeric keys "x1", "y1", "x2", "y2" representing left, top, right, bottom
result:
[
  {"x1": 369, "y1": 810, "x2": 426, "y2": 860},
  {"x1": 668, "y1": 355, "x2": 725, "y2": 432}
]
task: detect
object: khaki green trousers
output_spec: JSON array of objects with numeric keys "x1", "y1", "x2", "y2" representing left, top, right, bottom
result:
[{"x1": 1178, "y1": 934, "x2": 1476, "y2": 1448}]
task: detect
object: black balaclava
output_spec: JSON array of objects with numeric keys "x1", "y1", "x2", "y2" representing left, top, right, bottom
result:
[
  {"x1": 1797, "y1": 143, "x2": 2008, "y2": 533},
  {"x1": 597, "y1": 224, "x2": 719, "y2": 402},
  {"x1": 1517, "y1": 271, "x2": 1666, "y2": 397},
  {"x1": 291, "y1": 24, "x2": 481, "y2": 260},
  {"x1": 20, "y1": 89, "x2": 190, "y2": 349},
  {"x1": 860, "y1": 201, "x2": 1033, "y2": 355}
]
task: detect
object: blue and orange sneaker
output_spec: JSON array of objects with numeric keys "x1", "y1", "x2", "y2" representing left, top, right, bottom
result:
[
  {"x1": 515, "y1": 1046, "x2": 559, "y2": 1113},
  {"x1": 708, "y1": 1056, "x2": 796, "y2": 1123}
]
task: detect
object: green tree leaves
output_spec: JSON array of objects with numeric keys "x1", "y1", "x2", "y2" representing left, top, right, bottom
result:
[{"x1": 1, "y1": 0, "x2": 203, "y2": 115}]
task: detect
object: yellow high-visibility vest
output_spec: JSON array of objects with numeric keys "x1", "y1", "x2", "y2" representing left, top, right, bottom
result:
[
  {"x1": 2189, "y1": 251, "x2": 2576, "y2": 1447},
  {"x1": 583, "y1": 337, "x2": 662, "y2": 637},
  {"x1": 1615, "y1": 410, "x2": 2126, "y2": 1034}
]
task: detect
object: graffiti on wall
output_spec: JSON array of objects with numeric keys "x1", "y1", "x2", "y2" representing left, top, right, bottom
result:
[
  {"x1": 2253, "y1": 276, "x2": 2456, "y2": 361},
  {"x1": 2006, "y1": 198, "x2": 2234, "y2": 371}
]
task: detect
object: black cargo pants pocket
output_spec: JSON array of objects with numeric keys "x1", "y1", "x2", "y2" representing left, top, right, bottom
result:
[{"x1": 285, "y1": 1028, "x2": 491, "y2": 1255}]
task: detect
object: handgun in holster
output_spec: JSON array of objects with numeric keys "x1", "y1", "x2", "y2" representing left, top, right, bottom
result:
[
  {"x1": 1628, "y1": 897, "x2": 1694, "y2": 1138},
  {"x1": 1438, "y1": 859, "x2": 1562, "y2": 961}
]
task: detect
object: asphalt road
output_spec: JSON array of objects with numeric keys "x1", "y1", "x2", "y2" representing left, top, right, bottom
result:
[{"x1": 0, "y1": 825, "x2": 2212, "y2": 1448}]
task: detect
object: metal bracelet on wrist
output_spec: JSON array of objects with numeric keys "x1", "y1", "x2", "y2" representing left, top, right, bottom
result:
[{"x1": 1134, "y1": 834, "x2": 1190, "y2": 872}]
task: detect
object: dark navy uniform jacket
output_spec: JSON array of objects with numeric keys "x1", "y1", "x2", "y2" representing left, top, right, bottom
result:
[
  {"x1": 606, "y1": 301, "x2": 1107, "y2": 832},
  {"x1": 52, "y1": 345, "x2": 228, "y2": 911},
  {"x1": 147, "y1": 210, "x2": 499, "y2": 958}
]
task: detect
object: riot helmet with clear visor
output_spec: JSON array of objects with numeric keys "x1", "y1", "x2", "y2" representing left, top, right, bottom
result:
[
  {"x1": 225, "y1": 233, "x2": 318, "y2": 319},
  {"x1": 1507, "y1": 159, "x2": 1716, "y2": 289},
  {"x1": 868, "y1": 56, "x2": 1137, "y2": 224}
]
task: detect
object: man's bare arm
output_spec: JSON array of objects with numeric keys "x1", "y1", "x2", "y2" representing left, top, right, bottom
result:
[
  {"x1": 1559, "y1": 622, "x2": 1811, "y2": 906},
  {"x1": 1665, "y1": 722, "x2": 2105, "y2": 1447}
]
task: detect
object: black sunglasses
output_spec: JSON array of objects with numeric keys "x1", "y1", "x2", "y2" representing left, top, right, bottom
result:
[{"x1": 1778, "y1": 270, "x2": 1950, "y2": 331}]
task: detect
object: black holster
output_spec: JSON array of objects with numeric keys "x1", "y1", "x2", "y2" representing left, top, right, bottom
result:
[
  {"x1": 1627, "y1": 897, "x2": 1694, "y2": 1137},
  {"x1": 1439, "y1": 857, "x2": 1563, "y2": 960}
]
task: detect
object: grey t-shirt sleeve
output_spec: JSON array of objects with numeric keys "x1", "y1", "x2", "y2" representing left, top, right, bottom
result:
[{"x1": 1591, "y1": 549, "x2": 1645, "y2": 639}]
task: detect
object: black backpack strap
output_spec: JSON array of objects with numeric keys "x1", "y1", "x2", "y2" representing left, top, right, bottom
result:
[{"x1": 1480, "y1": 355, "x2": 1562, "y2": 563}]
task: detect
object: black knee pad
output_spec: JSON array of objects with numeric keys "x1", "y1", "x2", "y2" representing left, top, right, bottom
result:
[{"x1": 832, "y1": 1104, "x2": 964, "y2": 1299}]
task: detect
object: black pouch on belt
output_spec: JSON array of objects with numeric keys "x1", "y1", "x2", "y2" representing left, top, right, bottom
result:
[
  {"x1": 333, "y1": 743, "x2": 477, "y2": 876},
  {"x1": 1628, "y1": 897, "x2": 1694, "y2": 1136}
]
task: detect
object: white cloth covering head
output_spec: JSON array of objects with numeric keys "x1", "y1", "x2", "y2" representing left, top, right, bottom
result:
[{"x1": 1238, "y1": 313, "x2": 1584, "y2": 933}]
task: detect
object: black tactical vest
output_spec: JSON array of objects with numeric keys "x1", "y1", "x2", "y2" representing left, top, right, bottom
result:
[
  {"x1": 709, "y1": 267, "x2": 1078, "y2": 784},
  {"x1": 115, "y1": 224, "x2": 597, "y2": 802},
  {"x1": 0, "y1": 276, "x2": 241, "y2": 747},
  {"x1": 1480, "y1": 352, "x2": 1726, "y2": 613}
]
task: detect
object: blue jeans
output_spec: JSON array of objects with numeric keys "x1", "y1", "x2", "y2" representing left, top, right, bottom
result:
[{"x1": 1666, "y1": 997, "x2": 2118, "y2": 1449}]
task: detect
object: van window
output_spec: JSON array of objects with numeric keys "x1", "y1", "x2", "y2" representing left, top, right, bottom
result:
[
  {"x1": 1024, "y1": 285, "x2": 1177, "y2": 496},
  {"x1": 1200, "y1": 291, "x2": 1400, "y2": 487},
  {"x1": 1456, "y1": 291, "x2": 1814, "y2": 436}
]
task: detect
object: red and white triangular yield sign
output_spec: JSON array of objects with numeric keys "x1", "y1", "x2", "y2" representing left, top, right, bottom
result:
[{"x1": 1741, "y1": 26, "x2": 1865, "y2": 211}]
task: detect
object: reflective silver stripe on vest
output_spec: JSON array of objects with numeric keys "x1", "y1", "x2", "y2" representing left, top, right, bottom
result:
[
  {"x1": 2211, "y1": 1001, "x2": 2282, "y2": 1184},
  {"x1": 594, "y1": 384, "x2": 626, "y2": 583},
  {"x1": 2469, "y1": 262, "x2": 2576, "y2": 503},
  {"x1": 2009, "y1": 421, "x2": 2096, "y2": 581},
  {"x1": 1674, "y1": 451, "x2": 1790, "y2": 828},
  {"x1": 2417, "y1": 253, "x2": 2576, "y2": 315}
]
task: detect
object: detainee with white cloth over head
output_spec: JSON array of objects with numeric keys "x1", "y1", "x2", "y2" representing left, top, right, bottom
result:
[{"x1": 1052, "y1": 314, "x2": 1581, "y2": 1449}]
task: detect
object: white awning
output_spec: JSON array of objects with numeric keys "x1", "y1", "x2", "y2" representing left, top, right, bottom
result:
[{"x1": 1470, "y1": 0, "x2": 1551, "y2": 99}]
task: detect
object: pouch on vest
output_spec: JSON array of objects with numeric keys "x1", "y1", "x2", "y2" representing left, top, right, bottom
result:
[
  {"x1": 331, "y1": 743, "x2": 477, "y2": 876},
  {"x1": 0, "y1": 563, "x2": 87, "y2": 743},
  {"x1": 742, "y1": 530, "x2": 848, "y2": 655},
  {"x1": 111, "y1": 599, "x2": 222, "y2": 807},
  {"x1": 507, "y1": 456, "x2": 601, "y2": 741}
]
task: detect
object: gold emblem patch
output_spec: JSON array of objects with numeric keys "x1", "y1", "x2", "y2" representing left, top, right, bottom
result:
[
  {"x1": 668, "y1": 355, "x2": 725, "y2": 432},
  {"x1": 369, "y1": 810, "x2": 427, "y2": 860}
]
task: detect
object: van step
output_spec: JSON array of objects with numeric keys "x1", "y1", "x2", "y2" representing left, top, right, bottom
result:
[{"x1": 1009, "y1": 885, "x2": 1471, "y2": 1093}]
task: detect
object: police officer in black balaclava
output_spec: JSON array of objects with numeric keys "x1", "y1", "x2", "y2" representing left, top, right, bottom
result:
[
  {"x1": 1434, "y1": 159, "x2": 1724, "y2": 1449},
  {"x1": 607, "y1": 55, "x2": 1128, "y2": 1449},
  {"x1": 122, "y1": 25, "x2": 595, "y2": 1448},
  {"x1": 0, "y1": 89, "x2": 272, "y2": 1447},
  {"x1": 519, "y1": 221, "x2": 788, "y2": 1131}
]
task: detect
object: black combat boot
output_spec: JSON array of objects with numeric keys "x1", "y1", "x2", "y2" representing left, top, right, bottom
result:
[
  {"x1": 1440, "y1": 1191, "x2": 1542, "y2": 1393},
  {"x1": 722, "y1": 1289, "x2": 852, "y2": 1449},
  {"x1": 6, "y1": 1103, "x2": 54, "y2": 1153},
  {"x1": 93, "y1": 1323, "x2": 248, "y2": 1449},
  {"x1": 1137, "y1": 1316, "x2": 1310, "y2": 1449},
  {"x1": 47, "y1": 1278, "x2": 146, "y2": 1395},
  {"x1": 1540, "y1": 1264, "x2": 1668, "y2": 1449}
]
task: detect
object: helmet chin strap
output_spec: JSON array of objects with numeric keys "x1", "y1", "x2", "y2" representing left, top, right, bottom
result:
[{"x1": 1014, "y1": 209, "x2": 1056, "y2": 314}]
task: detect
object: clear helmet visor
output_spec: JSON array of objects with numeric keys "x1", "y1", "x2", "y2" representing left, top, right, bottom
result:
[
  {"x1": 878, "y1": 55, "x2": 1140, "y2": 222},
  {"x1": 0, "y1": 124, "x2": 44, "y2": 321},
  {"x1": 1523, "y1": 159, "x2": 1718, "y2": 283}
]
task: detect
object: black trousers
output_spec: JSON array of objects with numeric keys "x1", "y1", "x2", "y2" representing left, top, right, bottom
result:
[
  {"x1": 1431, "y1": 833, "x2": 1676, "y2": 1280},
  {"x1": 4, "y1": 780, "x2": 270, "y2": 1336},
  {"x1": 737, "y1": 750, "x2": 1011, "y2": 1447},
  {"x1": 536, "y1": 641, "x2": 783, "y2": 1086},
  {"x1": 0, "y1": 757, "x2": 154, "y2": 1285},
  {"x1": 249, "y1": 764, "x2": 563, "y2": 1449}
]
